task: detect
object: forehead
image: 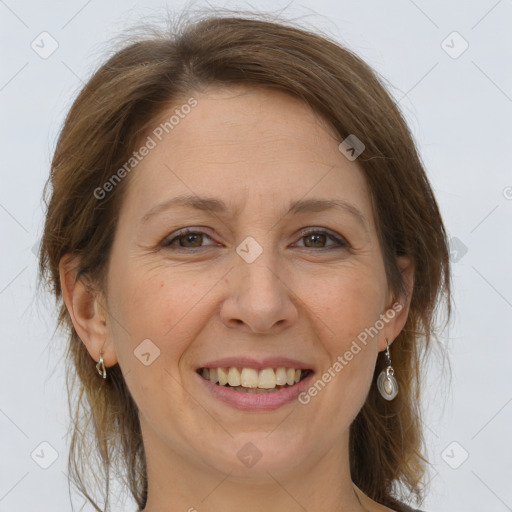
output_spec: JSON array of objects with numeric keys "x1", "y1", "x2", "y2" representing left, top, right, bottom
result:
[{"x1": 120, "y1": 85, "x2": 374, "y2": 230}]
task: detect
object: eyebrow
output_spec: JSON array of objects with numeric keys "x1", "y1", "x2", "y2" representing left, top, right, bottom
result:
[{"x1": 141, "y1": 194, "x2": 369, "y2": 232}]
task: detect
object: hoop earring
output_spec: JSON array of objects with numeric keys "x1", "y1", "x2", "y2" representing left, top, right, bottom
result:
[
  {"x1": 96, "y1": 354, "x2": 107, "y2": 379},
  {"x1": 377, "y1": 338, "x2": 398, "y2": 400}
]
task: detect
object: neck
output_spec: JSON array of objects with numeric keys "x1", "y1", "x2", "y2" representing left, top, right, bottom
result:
[{"x1": 140, "y1": 421, "x2": 369, "y2": 512}]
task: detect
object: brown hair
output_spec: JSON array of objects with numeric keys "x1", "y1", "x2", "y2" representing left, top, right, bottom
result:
[{"x1": 38, "y1": 9, "x2": 452, "y2": 512}]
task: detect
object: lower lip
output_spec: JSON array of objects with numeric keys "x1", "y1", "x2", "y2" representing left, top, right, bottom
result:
[{"x1": 196, "y1": 371, "x2": 315, "y2": 411}]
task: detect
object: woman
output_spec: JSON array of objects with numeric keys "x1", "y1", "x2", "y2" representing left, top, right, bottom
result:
[{"x1": 38, "y1": 11, "x2": 451, "y2": 512}]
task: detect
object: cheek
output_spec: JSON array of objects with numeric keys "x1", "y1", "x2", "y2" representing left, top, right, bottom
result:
[
  {"x1": 307, "y1": 266, "x2": 386, "y2": 344},
  {"x1": 112, "y1": 260, "x2": 206, "y2": 329},
  {"x1": 107, "y1": 264, "x2": 202, "y2": 372},
  {"x1": 303, "y1": 267, "x2": 383, "y2": 401}
]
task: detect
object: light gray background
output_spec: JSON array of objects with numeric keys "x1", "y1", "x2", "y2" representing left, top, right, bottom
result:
[{"x1": 1, "y1": 1, "x2": 511, "y2": 511}]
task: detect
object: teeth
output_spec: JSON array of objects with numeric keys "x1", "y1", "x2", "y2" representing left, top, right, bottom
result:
[
  {"x1": 228, "y1": 387, "x2": 281, "y2": 394},
  {"x1": 275, "y1": 367, "x2": 287, "y2": 385},
  {"x1": 227, "y1": 367, "x2": 241, "y2": 387},
  {"x1": 258, "y1": 368, "x2": 276, "y2": 389},
  {"x1": 241, "y1": 368, "x2": 259, "y2": 388},
  {"x1": 217, "y1": 367, "x2": 228, "y2": 386},
  {"x1": 201, "y1": 367, "x2": 310, "y2": 389}
]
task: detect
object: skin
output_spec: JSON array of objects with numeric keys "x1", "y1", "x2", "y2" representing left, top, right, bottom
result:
[{"x1": 60, "y1": 85, "x2": 414, "y2": 512}]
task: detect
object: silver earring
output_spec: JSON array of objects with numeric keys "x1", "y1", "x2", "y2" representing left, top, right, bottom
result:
[
  {"x1": 377, "y1": 338, "x2": 398, "y2": 400},
  {"x1": 96, "y1": 354, "x2": 107, "y2": 379}
]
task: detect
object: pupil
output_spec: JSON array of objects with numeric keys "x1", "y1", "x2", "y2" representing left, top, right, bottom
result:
[
  {"x1": 181, "y1": 233, "x2": 201, "y2": 247},
  {"x1": 305, "y1": 234, "x2": 326, "y2": 248}
]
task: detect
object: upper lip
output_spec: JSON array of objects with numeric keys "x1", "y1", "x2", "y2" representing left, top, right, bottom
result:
[{"x1": 197, "y1": 356, "x2": 314, "y2": 372}]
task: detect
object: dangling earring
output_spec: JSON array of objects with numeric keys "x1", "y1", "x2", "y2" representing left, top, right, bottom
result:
[
  {"x1": 377, "y1": 338, "x2": 398, "y2": 400},
  {"x1": 96, "y1": 354, "x2": 107, "y2": 379}
]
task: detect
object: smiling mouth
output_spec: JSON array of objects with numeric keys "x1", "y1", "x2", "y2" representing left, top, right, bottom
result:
[{"x1": 197, "y1": 367, "x2": 313, "y2": 393}]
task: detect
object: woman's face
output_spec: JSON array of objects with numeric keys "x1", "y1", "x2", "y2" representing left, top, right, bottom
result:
[{"x1": 98, "y1": 85, "x2": 410, "y2": 481}]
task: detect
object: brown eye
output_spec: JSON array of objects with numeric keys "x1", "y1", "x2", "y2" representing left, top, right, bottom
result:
[
  {"x1": 175, "y1": 232, "x2": 204, "y2": 247},
  {"x1": 303, "y1": 233, "x2": 327, "y2": 248},
  {"x1": 295, "y1": 229, "x2": 348, "y2": 249},
  {"x1": 162, "y1": 229, "x2": 216, "y2": 249},
  {"x1": 161, "y1": 227, "x2": 348, "y2": 252}
]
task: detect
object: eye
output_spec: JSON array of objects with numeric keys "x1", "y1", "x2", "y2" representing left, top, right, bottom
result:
[
  {"x1": 161, "y1": 228, "x2": 218, "y2": 249},
  {"x1": 161, "y1": 227, "x2": 349, "y2": 251},
  {"x1": 293, "y1": 228, "x2": 348, "y2": 249}
]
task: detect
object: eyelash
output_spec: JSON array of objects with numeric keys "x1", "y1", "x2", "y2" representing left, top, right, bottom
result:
[{"x1": 161, "y1": 228, "x2": 349, "y2": 251}]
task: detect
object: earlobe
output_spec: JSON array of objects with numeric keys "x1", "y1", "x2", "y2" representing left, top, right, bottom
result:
[{"x1": 59, "y1": 254, "x2": 117, "y2": 367}]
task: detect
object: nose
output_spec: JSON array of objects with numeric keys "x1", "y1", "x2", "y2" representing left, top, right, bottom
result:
[{"x1": 219, "y1": 244, "x2": 299, "y2": 334}]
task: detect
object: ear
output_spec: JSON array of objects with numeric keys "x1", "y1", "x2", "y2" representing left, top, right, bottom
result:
[
  {"x1": 378, "y1": 255, "x2": 414, "y2": 352},
  {"x1": 59, "y1": 254, "x2": 118, "y2": 368}
]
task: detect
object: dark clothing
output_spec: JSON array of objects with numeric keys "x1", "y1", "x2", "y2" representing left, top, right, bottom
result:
[{"x1": 396, "y1": 503, "x2": 426, "y2": 512}]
